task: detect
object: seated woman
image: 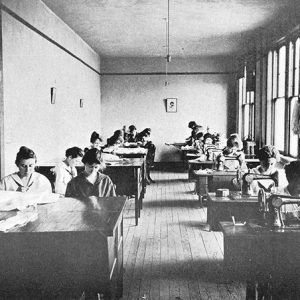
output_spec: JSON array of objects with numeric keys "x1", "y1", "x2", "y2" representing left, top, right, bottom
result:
[
  {"x1": 54, "y1": 147, "x2": 83, "y2": 195},
  {"x1": 137, "y1": 128, "x2": 156, "y2": 184},
  {"x1": 106, "y1": 130, "x2": 124, "y2": 149},
  {"x1": 0, "y1": 146, "x2": 52, "y2": 193},
  {"x1": 248, "y1": 145, "x2": 287, "y2": 194},
  {"x1": 84, "y1": 131, "x2": 104, "y2": 153},
  {"x1": 126, "y1": 125, "x2": 138, "y2": 143},
  {"x1": 218, "y1": 134, "x2": 246, "y2": 170},
  {"x1": 278, "y1": 160, "x2": 300, "y2": 220},
  {"x1": 65, "y1": 148, "x2": 116, "y2": 198}
]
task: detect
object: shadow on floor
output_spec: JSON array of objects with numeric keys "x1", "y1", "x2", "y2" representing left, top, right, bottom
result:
[
  {"x1": 124, "y1": 259, "x2": 239, "y2": 284},
  {"x1": 144, "y1": 199, "x2": 200, "y2": 209}
]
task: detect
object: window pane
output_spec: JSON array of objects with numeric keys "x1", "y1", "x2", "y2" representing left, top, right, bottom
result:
[
  {"x1": 273, "y1": 51, "x2": 278, "y2": 98},
  {"x1": 243, "y1": 104, "x2": 250, "y2": 139},
  {"x1": 267, "y1": 51, "x2": 273, "y2": 100},
  {"x1": 274, "y1": 98, "x2": 285, "y2": 151},
  {"x1": 295, "y1": 38, "x2": 300, "y2": 96},
  {"x1": 288, "y1": 42, "x2": 294, "y2": 97},
  {"x1": 290, "y1": 97, "x2": 299, "y2": 157},
  {"x1": 278, "y1": 45, "x2": 286, "y2": 97},
  {"x1": 266, "y1": 51, "x2": 273, "y2": 144}
]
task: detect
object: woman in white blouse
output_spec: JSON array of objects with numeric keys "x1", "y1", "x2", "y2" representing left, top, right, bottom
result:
[
  {"x1": 0, "y1": 146, "x2": 52, "y2": 193},
  {"x1": 54, "y1": 147, "x2": 83, "y2": 195}
]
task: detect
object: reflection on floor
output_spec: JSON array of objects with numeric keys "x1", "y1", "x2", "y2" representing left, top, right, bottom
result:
[{"x1": 122, "y1": 170, "x2": 246, "y2": 300}]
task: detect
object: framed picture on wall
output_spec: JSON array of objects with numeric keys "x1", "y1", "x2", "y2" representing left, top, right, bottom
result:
[{"x1": 166, "y1": 98, "x2": 177, "y2": 113}]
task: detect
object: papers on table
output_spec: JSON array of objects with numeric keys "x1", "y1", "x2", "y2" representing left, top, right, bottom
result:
[
  {"x1": 0, "y1": 190, "x2": 59, "y2": 211},
  {"x1": 0, "y1": 206, "x2": 38, "y2": 232}
]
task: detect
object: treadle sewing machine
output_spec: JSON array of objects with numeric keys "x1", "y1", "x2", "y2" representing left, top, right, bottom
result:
[
  {"x1": 206, "y1": 172, "x2": 278, "y2": 230},
  {"x1": 220, "y1": 190, "x2": 300, "y2": 298},
  {"x1": 256, "y1": 189, "x2": 300, "y2": 228}
]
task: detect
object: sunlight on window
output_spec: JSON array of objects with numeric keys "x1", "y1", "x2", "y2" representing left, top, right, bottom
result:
[
  {"x1": 290, "y1": 97, "x2": 299, "y2": 157},
  {"x1": 272, "y1": 50, "x2": 278, "y2": 98},
  {"x1": 274, "y1": 98, "x2": 285, "y2": 151},
  {"x1": 288, "y1": 42, "x2": 294, "y2": 97},
  {"x1": 295, "y1": 38, "x2": 300, "y2": 96},
  {"x1": 243, "y1": 105, "x2": 250, "y2": 139},
  {"x1": 278, "y1": 46, "x2": 286, "y2": 97}
]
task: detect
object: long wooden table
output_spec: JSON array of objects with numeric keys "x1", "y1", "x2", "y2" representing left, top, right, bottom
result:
[
  {"x1": 207, "y1": 193, "x2": 259, "y2": 230},
  {"x1": 220, "y1": 221, "x2": 300, "y2": 298},
  {"x1": 0, "y1": 196, "x2": 126, "y2": 299}
]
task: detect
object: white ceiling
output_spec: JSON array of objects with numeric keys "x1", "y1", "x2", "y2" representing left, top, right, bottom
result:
[{"x1": 42, "y1": 0, "x2": 298, "y2": 57}]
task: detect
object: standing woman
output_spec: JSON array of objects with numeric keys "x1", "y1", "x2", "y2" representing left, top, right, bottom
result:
[
  {"x1": 54, "y1": 147, "x2": 83, "y2": 195},
  {"x1": 65, "y1": 148, "x2": 116, "y2": 198},
  {"x1": 84, "y1": 131, "x2": 103, "y2": 153},
  {"x1": 0, "y1": 146, "x2": 52, "y2": 193},
  {"x1": 137, "y1": 128, "x2": 156, "y2": 184}
]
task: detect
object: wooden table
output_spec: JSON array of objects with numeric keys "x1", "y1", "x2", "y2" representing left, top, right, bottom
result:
[
  {"x1": 0, "y1": 196, "x2": 126, "y2": 299},
  {"x1": 104, "y1": 158, "x2": 146, "y2": 226},
  {"x1": 220, "y1": 221, "x2": 300, "y2": 297},
  {"x1": 207, "y1": 193, "x2": 259, "y2": 230},
  {"x1": 194, "y1": 170, "x2": 237, "y2": 204},
  {"x1": 103, "y1": 147, "x2": 148, "y2": 159},
  {"x1": 188, "y1": 159, "x2": 215, "y2": 180}
]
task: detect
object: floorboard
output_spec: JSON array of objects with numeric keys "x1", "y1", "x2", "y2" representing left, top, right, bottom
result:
[{"x1": 121, "y1": 170, "x2": 245, "y2": 300}]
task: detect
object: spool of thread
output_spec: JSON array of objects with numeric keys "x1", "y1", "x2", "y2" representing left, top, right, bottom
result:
[{"x1": 216, "y1": 188, "x2": 229, "y2": 197}]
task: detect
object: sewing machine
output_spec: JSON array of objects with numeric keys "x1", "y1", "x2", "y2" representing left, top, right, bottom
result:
[
  {"x1": 239, "y1": 171, "x2": 278, "y2": 196},
  {"x1": 257, "y1": 189, "x2": 300, "y2": 228}
]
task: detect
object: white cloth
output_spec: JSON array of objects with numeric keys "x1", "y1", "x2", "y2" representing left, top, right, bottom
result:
[
  {"x1": 250, "y1": 166, "x2": 288, "y2": 195},
  {"x1": 54, "y1": 161, "x2": 77, "y2": 195},
  {"x1": 0, "y1": 172, "x2": 52, "y2": 194}
]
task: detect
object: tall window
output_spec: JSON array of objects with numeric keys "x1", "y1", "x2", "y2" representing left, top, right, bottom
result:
[{"x1": 272, "y1": 46, "x2": 286, "y2": 152}]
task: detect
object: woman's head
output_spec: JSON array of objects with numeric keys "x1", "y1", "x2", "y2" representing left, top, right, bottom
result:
[
  {"x1": 188, "y1": 121, "x2": 197, "y2": 129},
  {"x1": 90, "y1": 131, "x2": 103, "y2": 150},
  {"x1": 257, "y1": 145, "x2": 279, "y2": 172},
  {"x1": 285, "y1": 161, "x2": 300, "y2": 195},
  {"x1": 65, "y1": 147, "x2": 83, "y2": 167},
  {"x1": 82, "y1": 148, "x2": 104, "y2": 175},
  {"x1": 15, "y1": 146, "x2": 37, "y2": 177},
  {"x1": 227, "y1": 134, "x2": 242, "y2": 150},
  {"x1": 129, "y1": 125, "x2": 136, "y2": 133}
]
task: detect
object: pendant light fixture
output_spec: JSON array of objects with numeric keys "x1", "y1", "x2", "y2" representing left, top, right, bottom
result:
[{"x1": 164, "y1": 0, "x2": 171, "y2": 86}]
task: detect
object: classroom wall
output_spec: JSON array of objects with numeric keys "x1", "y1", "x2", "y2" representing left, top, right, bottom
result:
[
  {"x1": 1, "y1": 0, "x2": 101, "y2": 174},
  {"x1": 101, "y1": 57, "x2": 236, "y2": 162}
]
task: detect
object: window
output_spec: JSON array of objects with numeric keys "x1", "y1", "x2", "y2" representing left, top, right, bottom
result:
[
  {"x1": 289, "y1": 97, "x2": 299, "y2": 157},
  {"x1": 272, "y1": 46, "x2": 286, "y2": 152},
  {"x1": 288, "y1": 42, "x2": 294, "y2": 97},
  {"x1": 295, "y1": 38, "x2": 300, "y2": 96}
]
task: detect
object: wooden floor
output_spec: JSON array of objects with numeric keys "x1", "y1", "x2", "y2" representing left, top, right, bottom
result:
[{"x1": 121, "y1": 170, "x2": 246, "y2": 300}]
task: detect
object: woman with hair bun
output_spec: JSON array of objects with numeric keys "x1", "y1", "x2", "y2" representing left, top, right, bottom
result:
[
  {"x1": 0, "y1": 146, "x2": 52, "y2": 193},
  {"x1": 65, "y1": 148, "x2": 116, "y2": 198},
  {"x1": 84, "y1": 131, "x2": 104, "y2": 153}
]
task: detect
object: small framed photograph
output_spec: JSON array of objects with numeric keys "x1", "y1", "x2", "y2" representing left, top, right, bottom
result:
[
  {"x1": 80, "y1": 99, "x2": 84, "y2": 108},
  {"x1": 166, "y1": 98, "x2": 177, "y2": 113},
  {"x1": 50, "y1": 87, "x2": 56, "y2": 104}
]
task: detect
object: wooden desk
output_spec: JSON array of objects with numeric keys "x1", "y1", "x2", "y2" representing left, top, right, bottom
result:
[
  {"x1": 207, "y1": 193, "x2": 259, "y2": 230},
  {"x1": 194, "y1": 170, "x2": 237, "y2": 204},
  {"x1": 104, "y1": 158, "x2": 146, "y2": 226},
  {"x1": 103, "y1": 147, "x2": 148, "y2": 159},
  {"x1": 0, "y1": 196, "x2": 126, "y2": 299},
  {"x1": 220, "y1": 221, "x2": 300, "y2": 297},
  {"x1": 188, "y1": 159, "x2": 215, "y2": 180}
]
